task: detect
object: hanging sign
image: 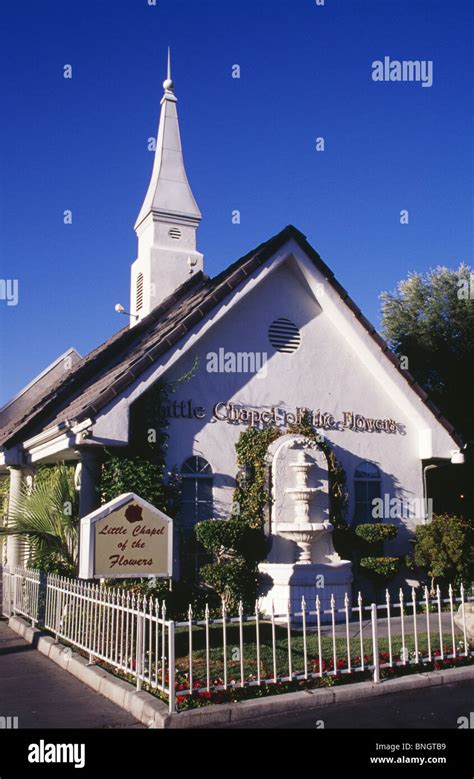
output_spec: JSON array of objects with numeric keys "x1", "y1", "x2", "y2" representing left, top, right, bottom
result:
[{"x1": 79, "y1": 493, "x2": 173, "y2": 579}]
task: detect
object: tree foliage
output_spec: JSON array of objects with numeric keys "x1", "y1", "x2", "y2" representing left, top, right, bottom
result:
[
  {"x1": 380, "y1": 264, "x2": 474, "y2": 438},
  {"x1": 413, "y1": 514, "x2": 474, "y2": 592},
  {"x1": 0, "y1": 465, "x2": 78, "y2": 575},
  {"x1": 101, "y1": 382, "x2": 180, "y2": 517}
]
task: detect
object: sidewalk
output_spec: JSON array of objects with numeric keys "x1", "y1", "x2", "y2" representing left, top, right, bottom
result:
[
  {"x1": 317, "y1": 610, "x2": 458, "y2": 638},
  {"x1": 0, "y1": 618, "x2": 143, "y2": 728}
]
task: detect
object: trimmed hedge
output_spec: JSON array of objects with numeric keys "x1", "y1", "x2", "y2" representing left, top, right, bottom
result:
[
  {"x1": 355, "y1": 523, "x2": 398, "y2": 544},
  {"x1": 360, "y1": 556, "x2": 400, "y2": 580}
]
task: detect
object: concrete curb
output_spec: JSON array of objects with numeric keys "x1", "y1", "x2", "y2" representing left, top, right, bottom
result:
[
  {"x1": 171, "y1": 665, "x2": 474, "y2": 729},
  {"x1": 8, "y1": 615, "x2": 474, "y2": 729}
]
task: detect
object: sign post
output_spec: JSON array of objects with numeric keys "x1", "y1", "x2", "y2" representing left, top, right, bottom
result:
[{"x1": 78, "y1": 493, "x2": 173, "y2": 580}]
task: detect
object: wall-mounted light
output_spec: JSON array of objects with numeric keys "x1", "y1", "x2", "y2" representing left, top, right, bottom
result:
[
  {"x1": 115, "y1": 303, "x2": 138, "y2": 320},
  {"x1": 187, "y1": 256, "x2": 197, "y2": 275},
  {"x1": 450, "y1": 450, "x2": 465, "y2": 465}
]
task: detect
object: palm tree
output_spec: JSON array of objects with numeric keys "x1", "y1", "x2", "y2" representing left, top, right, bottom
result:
[{"x1": 0, "y1": 465, "x2": 79, "y2": 575}]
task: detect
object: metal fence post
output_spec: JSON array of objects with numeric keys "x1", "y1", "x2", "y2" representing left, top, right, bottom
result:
[
  {"x1": 12, "y1": 571, "x2": 17, "y2": 616},
  {"x1": 168, "y1": 620, "x2": 176, "y2": 714},
  {"x1": 2, "y1": 568, "x2": 11, "y2": 617},
  {"x1": 136, "y1": 612, "x2": 143, "y2": 692},
  {"x1": 55, "y1": 586, "x2": 61, "y2": 642},
  {"x1": 371, "y1": 602, "x2": 380, "y2": 684},
  {"x1": 37, "y1": 571, "x2": 47, "y2": 629}
]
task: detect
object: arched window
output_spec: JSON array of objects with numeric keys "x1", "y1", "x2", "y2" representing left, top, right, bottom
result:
[
  {"x1": 136, "y1": 273, "x2": 144, "y2": 312},
  {"x1": 180, "y1": 457, "x2": 213, "y2": 529},
  {"x1": 353, "y1": 461, "x2": 381, "y2": 524}
]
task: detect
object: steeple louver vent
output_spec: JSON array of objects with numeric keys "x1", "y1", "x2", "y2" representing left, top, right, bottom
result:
[
  {"x1": 268, "y1": 318, "x2": 301, "y2": 353},
  {"x1": 168, "y1": 227, "x2": 182, "y2": 239},
  {"x1": 136, "y1": 273, "x2": 144, "y2": 311}
]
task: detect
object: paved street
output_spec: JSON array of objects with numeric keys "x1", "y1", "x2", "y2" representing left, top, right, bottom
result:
[
  {"x1": 223, "y1": 679, "x2": 474, "y2": 729},
  {"x1": 0, "y1": 619, "x2": 143, "y2": 728}
]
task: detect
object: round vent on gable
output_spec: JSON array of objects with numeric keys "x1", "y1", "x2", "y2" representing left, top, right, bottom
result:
[
  {"x1": 268, "y1": 318, "x2": 301, "y2": 353},
  {"x1": 168, "y1": 227, "x2": 182, "y2": 240}
]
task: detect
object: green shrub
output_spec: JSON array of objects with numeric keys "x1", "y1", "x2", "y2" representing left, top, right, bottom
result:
[
  {"x1": 109, "y1": 577, "x2": 221, "y2": 620},
  {"x1": 195, "y1": 519, "x2": 267, "y2": 564},
  {"x1": 360, "y1": 556, "x2": 400, "y2": 581},
  {"x1": 355, "y1": 523, "x2": 401, "y2": 591},
  {"x1": 101, "y1": 382, "x2": 180, "y2": 516},
  {"x1": 355, "y1": 524, "x2": 398, "y2": 544},
  {"x1": 200, "y1": 560, "x2": 259, "y2": 612},
  {"x1": 413, "y1": 514, "x2": 474, "y2": 592}
]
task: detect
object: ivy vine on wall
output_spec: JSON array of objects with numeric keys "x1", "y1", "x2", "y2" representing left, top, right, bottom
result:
[
  {"x1": 100, "y1": 382, "x2": 180, "y2": 516},
  {"x1": 100, "y1": 360, "x2": 199, "y2": 516},
  {"x1": 196, "y1": 412, "x2": 352, "y2": 611}
]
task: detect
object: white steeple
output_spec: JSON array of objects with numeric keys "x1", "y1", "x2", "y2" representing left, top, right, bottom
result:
[{"x1": 130, "y1": 50, "x2": 203, "y2": 325}]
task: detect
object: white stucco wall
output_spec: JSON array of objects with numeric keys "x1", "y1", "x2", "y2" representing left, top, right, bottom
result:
[
  {"x1": 154, "y1": 259, "x2": 452, "y2": 555},
  {"x1": 90, "y1": 241, "x2": 458, "y2": 560}
]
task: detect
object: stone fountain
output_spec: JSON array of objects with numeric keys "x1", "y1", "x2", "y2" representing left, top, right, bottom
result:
[
  {"x1": 258, "y1": 435, "x2": 352, "y2": 623},
  {"x1": 278, "y1": 450, "x2": 332, "y2": 563}
]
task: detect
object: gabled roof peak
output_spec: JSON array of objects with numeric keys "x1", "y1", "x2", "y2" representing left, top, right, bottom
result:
[{"x1": 0, "y1": 224, "x2": 462, "y2": 450}]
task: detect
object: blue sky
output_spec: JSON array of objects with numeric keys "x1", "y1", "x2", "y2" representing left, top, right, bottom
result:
[{"x1": 0, "y1": 0, "x2": 472, "y2": 405}]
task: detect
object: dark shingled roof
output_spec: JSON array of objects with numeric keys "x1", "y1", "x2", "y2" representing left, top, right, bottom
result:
[{"x1": 0, "y1": 225, "x2": 462, "y2": 449}]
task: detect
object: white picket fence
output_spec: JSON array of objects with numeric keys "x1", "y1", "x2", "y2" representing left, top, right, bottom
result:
[
  {"x1": 2, "y1": 567, "x2": 176, "y2": 711},
  {"x1": 2, "y1": 566, "x2": 473, "y2": 714}
]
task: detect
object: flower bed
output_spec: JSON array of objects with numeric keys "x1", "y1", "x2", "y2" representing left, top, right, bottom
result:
[{"x1": 172, "y1": 651, "x2": 474, "y2": 710}]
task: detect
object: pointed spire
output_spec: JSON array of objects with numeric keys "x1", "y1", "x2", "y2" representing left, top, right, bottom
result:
[
  {"x1": 163, "y1": 47, "x2": 173, "y2": 95},
  {"x1": 134, "y1": 49, "x2": 201, "y2": 230},
  {"x1": 130, "y1": 50, "x2": 204, "y2": 323}
]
